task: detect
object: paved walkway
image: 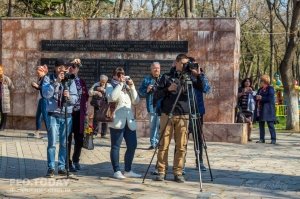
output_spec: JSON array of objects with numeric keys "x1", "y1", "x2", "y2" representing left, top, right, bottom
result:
[{"x1": 0, "y1": 129, "x2": 299, "y2": 199}]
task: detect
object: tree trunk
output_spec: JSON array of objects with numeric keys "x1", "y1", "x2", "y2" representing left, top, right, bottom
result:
[
  {"x1": 117, "y1": 0, "x2": 125, "y2": 18},
  {"x1": 184, "y1": 0, "x2": 191, "y2": 17},
  {"x1": 190, "y1": 0, "x2": 195, "y2": 17},
  {"x1": 7, "y1": 0, "x2": 14, "y2": 17},
  {"x1": 211, "y1": 0, "x2": 216, "y2": 17},
  {"x1": 200, "y1": 0, "x2": 206, "y2": 17},
  {"x1": 266, "y1": 0, "x2": 274, "y2": 81},
  {"x1": 279, "y1": 0, "x2": 300, "y2": 131},
  {"x1": 151, "y1": 0, "x2": 161, "y2": 18}
]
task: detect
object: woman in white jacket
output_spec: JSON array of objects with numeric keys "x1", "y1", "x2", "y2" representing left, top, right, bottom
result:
[{"x1": 106, "y1": 67, "x2": 141, "y2": 179}]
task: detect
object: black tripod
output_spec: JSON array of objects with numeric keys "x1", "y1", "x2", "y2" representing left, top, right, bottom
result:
[
  {"x1": 57, "y1": 80, "x2": 78, "y2": 181},
  {"x1": 142, "y1": 73, "x2": 212, "y2": 192},
  {"x1": 185, "y1": 75, "x2": 213, "y2": 190}
]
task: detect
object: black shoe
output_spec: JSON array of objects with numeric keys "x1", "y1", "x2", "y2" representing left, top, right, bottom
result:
[
  {"x1": 270, "y1": 140, "x2": 276, "y2": 144},
  {"x1": 174, "y1": 175, "x2": 185, "y2": 183},
  {"x1": 148, "y1": 145, "x2": 155, "y2": 150},
  {"x1": 74, "y1": 162, "x2": 81, "y2": 170},
  {"x1": 151, "y1": 170, "x2": 159, "y2": 175},
  {"x1": 256, "y1": 140, "x2": 265, "y2": 143},
  {"x1": 200, "y1": 163, "x2": 207, "y2": 172},
  {"x1": 154, "y1": 173, "x2": 165, "y2": 181},
  {"x1": 101, "y1": 134, "x2": 107, "y2": 138},
  {"x1": 46, "y1": 169, "x2": 55, "y2": 178},
  {"x1": 69, "y1": 164, "x2": 77, "y2": 172},
  {"x1": 58, "y1": 169, "x2": 67, "y2": 176},
  {"x1": 248, "y1": 138, "x2": 253, "y2": 142},
  {"x1": 182, "y1": 170, "x2": 186, "y2": 175}
]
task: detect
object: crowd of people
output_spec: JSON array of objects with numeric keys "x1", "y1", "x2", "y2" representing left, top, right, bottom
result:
[
  {"x1": 25, "y1": 53, "x2": 212, "y2": 183},
  {"x1": 0, "y1": 53, "x2": 278, "y2": 183}
]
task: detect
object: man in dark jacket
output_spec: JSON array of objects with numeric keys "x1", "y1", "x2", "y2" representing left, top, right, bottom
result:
[
  {"x1": 188, "y1": 57, "x2": 211, "y2": 172},
  {"x1": 42, "y1": 59, "x2": 78, "y2": 178},
  {"x1": 153, "y1": 54, "x2": 203, "y2": 183}
]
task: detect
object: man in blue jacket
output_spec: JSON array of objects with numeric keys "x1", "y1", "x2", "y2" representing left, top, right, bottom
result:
[
  {"x1": 139, "y1": 62, "x2": 162, "y2": 149},
  {"x1": 42, "y1": 59, "x2": 78, "y2": 178},
  {"x1": 188, "y1": 57, "x2": 211, "y2": 172}
]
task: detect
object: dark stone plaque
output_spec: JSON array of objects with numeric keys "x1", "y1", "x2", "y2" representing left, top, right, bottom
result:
[
  {"x1": 41, "y1": 40, "x2": 188, "y2": 53},
  {"x1": 41, "y1": 58, "x2": 173, "y2": 90}
]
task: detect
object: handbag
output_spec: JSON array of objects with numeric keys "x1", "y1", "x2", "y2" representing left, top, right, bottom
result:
[
  {"x1": 90, "y1": 95, "x2": 102, "y2": 108},
  {"x1": 236, "y1": 111, "x2": 247, "y2": 123},
  {"x1": 83, "y1": 134, "x2": 94, "y2": 150},
  {"x1": 95, "y1": 98, "x2": 117, "y2": 122},
  {"x1": 235, "y1": 105, "x2": 247, "y2": 123}
]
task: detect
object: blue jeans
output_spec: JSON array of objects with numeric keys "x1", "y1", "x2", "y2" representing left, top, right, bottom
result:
[
  {"x1": 36, "y1": 98, "x2": 49, "y2": 131},
  {"x1": 47, "y1": 115, "x2": 72, "y2": 170},
  {"x1": 110, "y1": 124, "x2": 137, "y2": 172},
  {"x1": 259, "y1": 121, "x2": 276, "y2": 141},
  {"x1": 149, "y1": 112, "x2": 160, "y2": 147}
]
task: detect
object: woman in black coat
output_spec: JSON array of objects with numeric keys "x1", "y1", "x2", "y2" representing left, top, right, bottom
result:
[
  {"x1": 238, "y1": 78, "x2": 255, "y2": 141},
  {"x1": 255, "y1": 75, "x2": 277, "y2": 144}
]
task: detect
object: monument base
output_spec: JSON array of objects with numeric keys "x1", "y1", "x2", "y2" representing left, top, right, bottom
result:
[
  {"x1": 136, "y1": 121, "x2": 248, "y2": 144},
  {"x1": 7, "y1": 116, "x2": 248, "y2": 144}
]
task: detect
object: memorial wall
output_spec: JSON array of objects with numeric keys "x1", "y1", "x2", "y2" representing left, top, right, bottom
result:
[{"x1": 0, "y1": 18, "x2": 244, "y2": 143}]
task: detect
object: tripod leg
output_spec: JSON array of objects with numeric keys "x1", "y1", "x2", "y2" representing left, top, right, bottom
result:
[
  {"x1": 197, "y1": 118, "x2": 213, "y2": 181},
  {"x1": 142, "y1": 114, "x2": 171, "y2": 183},
  {"x1": 203, "y1": 137, "x2": 213, "y2": 181},
  {"x1": 192, "y1": 119, "x2": 203, "y2": 192}
]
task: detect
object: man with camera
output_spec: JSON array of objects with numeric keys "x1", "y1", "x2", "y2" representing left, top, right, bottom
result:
[
  {"x1": 138, "y1": 62, "x2": 162, "y2": 150},
  {"x1": 67, "y1": 59, "x2": 89, "y2": 172},
  {"x1": 187, "y1": 57, "x2": 210, "y2": 172},
  {"x1": 154, "y1": 54, "x2": 203, "y2": 183},
  {"x1": 42, "y1": 59, "x2": 78, "y2": 178}
]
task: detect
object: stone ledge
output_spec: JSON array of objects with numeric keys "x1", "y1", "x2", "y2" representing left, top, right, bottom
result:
[
  {"x1": 136, "y1": 121, "x2": 248, "y2": 144},
  {"x1": 203, "y1": 122, "x2": 248, "y2": 144},
  {"x1": 7, "y1": 117, "x2": 248, "y2": 144}
]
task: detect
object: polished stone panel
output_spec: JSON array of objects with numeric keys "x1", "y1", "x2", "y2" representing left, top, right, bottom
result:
[{"x1": 1, "y1": 18, "x2": 242, "y2": 143}]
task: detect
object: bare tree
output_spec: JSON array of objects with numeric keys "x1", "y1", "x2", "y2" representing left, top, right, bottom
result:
[
  {"x1": 183, "y1": 0, "x2": 191, "y2": 17},
  {"x1": 266, "y1": 0, "x2": 275, "y2": 81},
  {"x1": 279, "y1": 0, "x2": 300, "y2": 130},
  {"x1": 190, "y1": 0, "x2": 196, "y2": 16},
  {"x1": 117, "y1": 0, "x2": 125, "y2": 17},
  {"x1": 151, "y1": 0, "x2": 161, "y2": 17},
  {"x1": 7, "y1": 0, "x2": 14, "y2": 17}
]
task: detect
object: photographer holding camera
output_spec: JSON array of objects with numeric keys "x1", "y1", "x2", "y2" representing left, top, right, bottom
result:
[
  {"x1": 138, "y1": 62, "x2": 162, "y2": 150},
  {"x1": 67, "y1": 59, "x2": 89, "y2": 172},
  {"x1": 106, "y1": 67, "x2": 141, "y2": 179},
  {"x1": 153, "y1": 54, "x2": 203, "y2": 183},
  {"x1": 41, "y1": 59, "x2": 78, "y2": 178},
  {"x1": 89, "y1": 74, "x2": 109, "y2": 137}
]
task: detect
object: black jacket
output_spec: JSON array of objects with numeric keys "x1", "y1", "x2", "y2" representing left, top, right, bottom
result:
[{"x1": 154, "y1": 67, "x2": 203, "y2": 116}]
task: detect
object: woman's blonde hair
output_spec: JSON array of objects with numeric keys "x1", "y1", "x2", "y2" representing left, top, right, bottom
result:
[{"x1": 260, "y1": 74, "x2": 271, "y2": 85}]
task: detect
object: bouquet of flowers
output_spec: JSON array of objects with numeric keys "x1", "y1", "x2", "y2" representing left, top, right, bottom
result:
[{"x1": 83, "y1": 117, "x2": 94, "y2": 150}]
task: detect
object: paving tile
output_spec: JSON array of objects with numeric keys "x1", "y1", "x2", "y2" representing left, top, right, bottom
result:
[{"x1": 0, "y1": 129, "x2": 299, "y2": 198}]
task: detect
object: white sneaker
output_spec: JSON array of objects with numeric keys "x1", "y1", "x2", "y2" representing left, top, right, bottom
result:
[
  {"x1": 124, "y1": 171, "x2": 142, "y2": 178},
  {"x1": 113, "y1": 171, "x2": 126, "y2": 179}
]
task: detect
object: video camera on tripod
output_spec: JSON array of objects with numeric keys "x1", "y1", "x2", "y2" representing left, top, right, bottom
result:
[{"x1": 183, "y1": 61, "x2": 204, "y2": 75}]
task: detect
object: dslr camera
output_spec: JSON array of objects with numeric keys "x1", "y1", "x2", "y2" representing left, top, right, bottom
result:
[
  {"x1": 63, "y1": 73, "x2": 75, "y2": 82},
  {"x1": 183, "y1": 61, "x2": 199, "y2": 73}
]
